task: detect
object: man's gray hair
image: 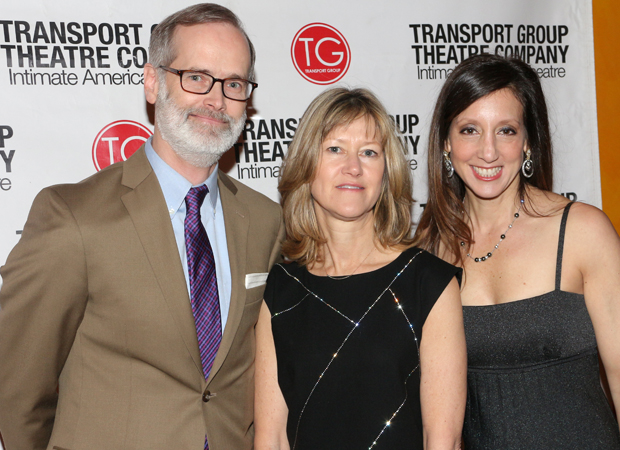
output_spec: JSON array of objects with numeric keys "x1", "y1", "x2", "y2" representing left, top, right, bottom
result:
[{"x1": 149, "y1": 3, "x2": 256, "y2": 80}]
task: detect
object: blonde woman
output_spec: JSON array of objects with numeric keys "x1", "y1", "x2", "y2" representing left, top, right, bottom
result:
[{"x1": 255, "y1": 88, "x2": 466, "y2": 450}]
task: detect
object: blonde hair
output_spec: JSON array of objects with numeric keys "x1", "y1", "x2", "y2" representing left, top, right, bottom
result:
[{"x1": 279, "y1": 87, "x2": 414, "y2": 266}]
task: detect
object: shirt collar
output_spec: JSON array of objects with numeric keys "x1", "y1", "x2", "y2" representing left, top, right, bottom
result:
[{"x1": 144, "y1": 137, "x2": 220, "y2": 217}]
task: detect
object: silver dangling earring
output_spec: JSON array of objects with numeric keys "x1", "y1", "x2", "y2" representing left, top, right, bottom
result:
[
  {"x1": 443, "y1": 150, "x2": 454, "y2": 178},
  {"x1": 521, "y1": 149, "x2": 534, "y2": 178}
]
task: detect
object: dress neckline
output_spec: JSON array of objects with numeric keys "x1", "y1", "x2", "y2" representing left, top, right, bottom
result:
[
  {"x1": 463, "y1": 202, "x2": 576, "y2": 310},
  {"x1": 462, "y1": 289, "x2": 584, "y2": 309},
  {"x1": 303, "y1": 246, "x2": 420, "y2": 281}
]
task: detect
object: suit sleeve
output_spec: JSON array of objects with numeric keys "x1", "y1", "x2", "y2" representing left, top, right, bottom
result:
[
  {"x1": 267, "y1": 212, "x2": 285, "y2": 268},
  {"x1": 0, "y1": 187, "x2": 89, "y2": 450}
]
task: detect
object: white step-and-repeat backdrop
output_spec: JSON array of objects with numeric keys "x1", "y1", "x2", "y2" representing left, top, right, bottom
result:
[
  {"x1": 0, "y1": 0, "x2": 598, "y2": 264},
  {"x1": 0, "y1": 0, "x2": 601, "y2": 446}
]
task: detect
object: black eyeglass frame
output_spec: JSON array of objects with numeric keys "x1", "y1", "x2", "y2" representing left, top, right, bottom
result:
[{"x1": 159, "y1": 66, "x2": 258, "y2": 102}]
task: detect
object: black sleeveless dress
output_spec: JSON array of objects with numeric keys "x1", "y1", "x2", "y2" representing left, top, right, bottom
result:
[
  {"x1": 264, "y1": 247, "x2": 461, "y2": 450},
  {"x1": 462, "y1": 203, "x2": 620, "y2": 449}
]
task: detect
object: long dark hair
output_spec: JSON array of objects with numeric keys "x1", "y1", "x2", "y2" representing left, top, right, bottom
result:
[{"x1": 413, "y1": 54, "x2": 553, "y2": 266}]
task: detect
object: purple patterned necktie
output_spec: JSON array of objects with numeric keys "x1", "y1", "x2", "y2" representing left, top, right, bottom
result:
[
  {"x1": 185, "y1": 185, "x2": 222, "y2": 378},
  {"x1": 185, "y1": 186, "x2": 221, "y2": 449}
]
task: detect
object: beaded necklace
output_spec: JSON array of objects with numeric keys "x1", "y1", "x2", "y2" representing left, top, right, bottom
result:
[{"x1": 461, "y1": 198, "x2": 524, "y2": 262}]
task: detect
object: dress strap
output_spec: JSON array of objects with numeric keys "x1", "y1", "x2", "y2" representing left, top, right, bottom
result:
[{"x1": 555, "y1": 202, "x2": 574, "y2": 290}]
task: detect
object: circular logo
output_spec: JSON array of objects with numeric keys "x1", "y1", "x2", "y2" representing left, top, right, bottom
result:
[
  {"x1": 291, "y1": 23, "x2": 351, "y2": 85},
  {"x1": 92, "y1": 120, "x2": 153, "y2": 171}
]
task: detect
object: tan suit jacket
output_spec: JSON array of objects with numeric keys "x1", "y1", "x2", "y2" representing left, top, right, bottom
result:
[{"x1": 0, "y1": 147, "x2": 284, "y2": 450}]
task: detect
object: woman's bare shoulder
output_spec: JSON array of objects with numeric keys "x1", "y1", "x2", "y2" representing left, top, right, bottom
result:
[
  {"x1": 525, "y1": 187, "x2": 569, "y2": 216},
  {"x1": 527, "y1": 188, "x2": 617, "y2": 242},
  {"x1": 565, "y1": 201, "x2": 619, "y2": 244}
]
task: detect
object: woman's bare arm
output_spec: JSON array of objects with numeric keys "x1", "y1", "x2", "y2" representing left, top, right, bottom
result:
[{"x1": 420, "y1": 277, "x2": 467, "y2": 450}]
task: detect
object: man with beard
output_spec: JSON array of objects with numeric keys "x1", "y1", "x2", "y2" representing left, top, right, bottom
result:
[{"x1": 0, "y1": 4, "x2": 283, "y2": 450}]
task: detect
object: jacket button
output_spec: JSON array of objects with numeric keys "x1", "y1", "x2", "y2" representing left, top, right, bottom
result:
[{"x1": 202, "y1": 390, "x2": 211, "y2": 402}]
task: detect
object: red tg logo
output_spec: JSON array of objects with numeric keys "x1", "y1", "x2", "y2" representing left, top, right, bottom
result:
[
  {"x1": 92, "y1": 120, "x2": 153, "y2": 171},
  {"x1": 291, "y1": 23, "x2": 351, "y2": 85}
]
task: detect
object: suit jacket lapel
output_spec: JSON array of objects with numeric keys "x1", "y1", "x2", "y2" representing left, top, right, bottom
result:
[
  {"x1": 120, "y1": 147, "x2": 204, "y2": 377},
  {"x1": 206, "y1": 171, "x2": 249, "y2": 384}
]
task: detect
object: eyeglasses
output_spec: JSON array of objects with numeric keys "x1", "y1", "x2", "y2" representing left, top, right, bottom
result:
[{"x1": 159, "y1": 66, "x2": 258, "y2": 102}]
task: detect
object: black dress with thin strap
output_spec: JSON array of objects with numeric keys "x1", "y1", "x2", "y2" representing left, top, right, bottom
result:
[
  {"x1": 462, "y1": 203, "x2": 620, "y2": 449},
  {"x1": 263, "y1": 247, "x2": 461, "y2": 450}
]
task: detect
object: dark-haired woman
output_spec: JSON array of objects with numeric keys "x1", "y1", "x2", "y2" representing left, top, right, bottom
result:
[
  {"x1": 254, "y1": 87, "x2": 467, "y2": 450},
  {"x1": 414, "y1": 53, "x2": 620, "y2": 449}
]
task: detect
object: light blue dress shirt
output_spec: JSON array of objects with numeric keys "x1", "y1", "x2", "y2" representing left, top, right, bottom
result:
[{"x1": 145, "y1": 138, "x2": 231, "y2": 331}]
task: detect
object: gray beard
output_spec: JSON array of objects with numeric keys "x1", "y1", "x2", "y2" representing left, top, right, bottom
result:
[{"x1": 155, "y1": 81, "x2": 246, "y2": 168}]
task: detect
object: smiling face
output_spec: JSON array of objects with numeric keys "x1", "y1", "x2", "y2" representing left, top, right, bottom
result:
[
  {"x1": 145, "y1": 22, "x2": 251, "y2": 169},
  {"x1": 310, "y1": 116, "x2": 385, "y2": 226},
  {"x1": 446, "y1": 88, "x2": 528, "y2": 200}
]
